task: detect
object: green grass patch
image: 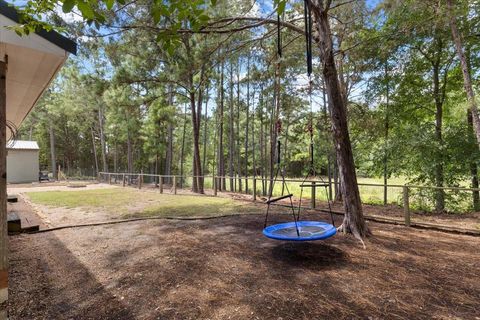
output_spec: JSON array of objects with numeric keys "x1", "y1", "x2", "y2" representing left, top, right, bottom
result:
[{"x1": 26, "y1": 188, "x2": 263, "y2": 218}]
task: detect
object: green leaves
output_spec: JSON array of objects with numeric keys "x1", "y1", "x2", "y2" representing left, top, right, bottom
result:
[
  {"x1": 62, "y1": 0, "x2": 76, "y2": 13},
  {"x1": 77, "y1": 1, "x2": 95, "y2": 20},
  {"x1": 273, "y1": 0, "x2": 287, "y2": 14},
  {"x1": 105, "y1": 0, "x2": 115, "y2": 10}
]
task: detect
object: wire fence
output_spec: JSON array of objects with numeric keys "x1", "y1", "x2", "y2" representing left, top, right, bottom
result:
[{"x1": 98, "y1": 172, "x2": 480, "y2": 224}]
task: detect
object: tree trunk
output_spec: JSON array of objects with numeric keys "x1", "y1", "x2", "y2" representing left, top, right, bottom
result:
[
  {"x1": 236, "y1": 60, "x2": 242, "y2": 192},
  {"x1": 165, "y1": 123, "x2": 173, "y2": 184},
  {"x1": 218, "y1": 62, "x2": 226, "y2": 191},
  {"x1": 259, "y1": 97, "x2": 266, "y2": 195},
  {"x1": 165, "y1": 89, "x2": 174, "y2": 184},
  {"x1": 28, "y1": 122, "x2": 34, "y2": 140},
  {"x1": 245, "y1": 56, "x2": 250, "y2": 193},
  {"x1": 91, "y1": 126, "x2": 99, "y2": 176},
  {"x1": 98, "y1": 104, "x2": 108, "y2": 173},
  {"x1": 433, "y1": 59, "x2": 445, "y2": 213},
  {"x1": 192, "y1": 84, "x2": 204, "y2": 194},
  {"x1": 228, "y1": 62, "x2": 235, "y2": 191},
  {"x1": 322, "y1": 74, "x2": 334, "y2": 200},
  {"x1": 113, "y1": 140, "x2": 118, "y2": 173},
  {"x1": 190, "y1": 91, "x2": 199, "y2": 193},
  {"x1": 446, "y1": 0, "x2": 480, "y2": 148},
  {"x1": 468, "y1": 110, "x2": 480, "y2": 210},
  {"x1": 252, "y1": 89, "x2": 257, "y2": 193},
  {"x1": 383, "y1": 62, "x2": 390, "y2": 206},
  {"x1": 49, "y1": 120, "x2": 57, "y2": 180},
  {"x1": 311, "y1": 1, "x2": 369, "y2": 239},
  {"x1": 127, "y1": 130, "x2": 133, "y2": 175},
  {"x1": 180, "y1": 103, "x2": 187, "y2": 188},
  {"x1": 202, "y1": 84, "x2": 209, "y2": 177}
]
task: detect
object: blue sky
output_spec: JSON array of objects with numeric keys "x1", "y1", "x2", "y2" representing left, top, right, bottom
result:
[{"x1": 5, "y1": 0, "x2": 383, "y2": 113}]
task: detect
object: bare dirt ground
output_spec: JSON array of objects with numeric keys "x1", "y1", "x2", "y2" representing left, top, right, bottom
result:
[
  {"x1": 7, "y1": 182, "x2": 114, "y2": 194},
  {"x1": 10, "y1": 181, "x2": 479, "y2": 233},
  {"x1": 10, "y1": 181, "x2": 480, "y2": 231},
  {"x1": 7, "y1": 198, "x2": 480, "y2": 319},
  {"x1": 227, "y1": 191, "x2": 480, "y2": 231}
]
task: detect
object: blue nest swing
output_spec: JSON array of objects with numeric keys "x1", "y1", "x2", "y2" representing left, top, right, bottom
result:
[
  {"x1": 263, "y1": 221, "x2": 336, "y2": 241},
  {"x1": 262, "y1": 4, "x2": 336, "y2": 242}
]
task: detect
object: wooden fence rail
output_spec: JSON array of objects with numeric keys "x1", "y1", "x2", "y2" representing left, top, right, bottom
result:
[{"x1": 98, "y1": 172, "x2": 480, "y2": 227}]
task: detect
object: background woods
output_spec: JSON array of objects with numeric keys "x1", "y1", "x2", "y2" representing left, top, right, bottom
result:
[{"x1": 16, "y1": 0, "x2": 480, "y2": 214}]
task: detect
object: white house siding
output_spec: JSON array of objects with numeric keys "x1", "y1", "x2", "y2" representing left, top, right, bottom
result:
[{"x1": 7, "y1": 149, "x2": 39, "y2": 183}]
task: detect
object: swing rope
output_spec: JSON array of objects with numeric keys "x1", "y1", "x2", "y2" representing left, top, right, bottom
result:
[
  {"x1": 296, "y1": 0, "x2": 335, "y2": 227},
  {"x1": 263, "y1": 3, "x2": 335, "y2": 238},
  {"x1": 263, "y1": 13, "x2": 299, "y2": 236}
]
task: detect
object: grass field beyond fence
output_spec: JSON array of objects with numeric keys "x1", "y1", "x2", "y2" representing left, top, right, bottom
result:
[
  {"x1": 26, "y1": 188, "x2": 263, "y2": 218},
  {"x1": 108, "y1": 173, "x2": 480, "y2": 213}
]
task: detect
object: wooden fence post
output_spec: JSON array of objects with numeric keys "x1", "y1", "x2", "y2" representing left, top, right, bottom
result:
[
  {"x1": 311, "y1": 181, "x2": 316, "y2": 209},
  {"x1": 403, "y1": 186, "x2": 410, "y2": 227},
  {"x1": 159, "y1": 176, "x2": 163, "y2": 193},
  {"x1": 173, "y1": 176, "x2": 177, "y2": 195},
  {"x1": 108, "y1": 174, "x2": 112, "y2": 185},
  {"x1": 138, "y1": 174, "x2": 142, "y2": 189},
  {"x1": 122, "y1": 174, "x2": 126, "y2": 187},
  {"x1": 253, "y1": 177, "x2": 257, "y2": 201}
]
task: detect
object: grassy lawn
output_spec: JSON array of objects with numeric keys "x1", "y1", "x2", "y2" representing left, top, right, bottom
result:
[
  {"x1": 26, "y1": 188, "x2": 263, "y2": 218},
  {"x1": 177, "y1": 176, "x2": 406, "y2": 206}
]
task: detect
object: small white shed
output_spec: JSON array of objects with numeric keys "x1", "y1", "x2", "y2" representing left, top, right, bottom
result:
[{"x1": 6, "y1": 140, "x2": 39, "y2": 183}]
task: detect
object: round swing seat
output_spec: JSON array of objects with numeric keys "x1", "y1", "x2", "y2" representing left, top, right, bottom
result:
[{"x1": 263, "y1": 221, "x2": 336, "y2": 241}]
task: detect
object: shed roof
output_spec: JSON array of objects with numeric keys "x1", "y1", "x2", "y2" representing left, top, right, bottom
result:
[{"x1": 7, "y1": 140, "x2": 39, "y2": 150}]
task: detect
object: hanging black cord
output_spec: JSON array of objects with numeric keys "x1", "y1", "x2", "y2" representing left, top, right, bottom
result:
[
  {"x1": 264, "y1": 138, "x2": 299, "y2": 237},
  {"x1": 263, "y1": 12, "x2": 300, "y2": 237},
  {"x1": 308, "y1": 1, "x2": 313, "y2": 74},
  {"x1": 277, "y1": 14, "x2": 282, "y2": 58},
  {"x1": 304, "y1": 0, "x2": 313, "y2": 76}
]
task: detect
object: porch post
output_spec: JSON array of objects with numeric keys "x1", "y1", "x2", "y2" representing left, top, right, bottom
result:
[{"x1": 0, "y1": 57, "x2": 8, "y2": 319}]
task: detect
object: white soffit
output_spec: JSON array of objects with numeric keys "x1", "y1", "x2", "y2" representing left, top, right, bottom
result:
[{"x1": 0, "y1": 1, "x2": 76, "y2": 139}]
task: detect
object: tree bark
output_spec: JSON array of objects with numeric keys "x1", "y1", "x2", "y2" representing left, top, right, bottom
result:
[
  {"x1": 98, "y1": 104, "x2": 108, "y2": 173},
  {"x1": 383, "y1": 62, "x2": 390, "y2": 206},
  {"x1": 252, "y1": 89, "x2": 257, "y2": 191},
  {"x1": 163, "y1": 85, "x2": 174, "y2": 184},
  {"x1": 127, "y1": 130, "x2": 133, "y2": 174},
  {"x1": 228, "y1": 62, "x2": 235, "y2": 191},
  {"x1": 113, "y1": 140, "x2": 118, "y2": 173},
  {"x1": 49, "y1": 120, "x2": 57, "y2": 180},
  {"x1": 311, "y1": 0, "x2": 369, "y2": 239},
  {"x1": 322, "y1": 74, "x2": 334, "y2": 200},
  {"x1": 245, "y1": 56, "x2": 250, "y2": 193},
  {"x1": 468, "y1": 110, "x2": 480, "y2": 210},
  {"x1": 190, "y1": 91, "x2": 199, "y2": 193},
  {"x1": 236, "y1": 60, "x2": 242, "y2": 192},
  {"x1": 446, "y1": 0, "x2": 480, "y2": 148},
  {"x1": 91, "y1": 126, "x2": 99, "y2": 176},
  {"x1": 202, "y1": 84, "x2": 209, "y2": 176},
  {"x1": 259, "y1": 95, "x2": 266, "y2": 195},
  {"x1": 433, "y1": 57, "x2": 445, "y2": 213},
  {"x1": 180, "y1": 103, "x2": 187, "y2": 188},
  {"x1": 192, "y1": 85, "x2": 204, "y2": 193},
  {"x1": 217, "y1": 62, "x2": 226, "y2": 191}
]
